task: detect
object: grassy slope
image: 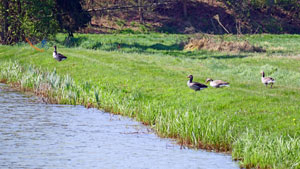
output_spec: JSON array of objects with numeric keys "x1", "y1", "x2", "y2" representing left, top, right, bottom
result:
[{"x1": 1, "y1": 33, "x2": 300, "y2": 168}]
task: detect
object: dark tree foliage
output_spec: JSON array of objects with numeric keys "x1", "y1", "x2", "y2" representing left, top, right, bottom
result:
[
  {"x1": 0, "y1": 0, "x2": 60, "y2": 45},
  {"x1": 55, "y1": 0, "x2": 91, "y2": 37},
  {"x1": 0, "y1": 0, "x2": 91, "y2": 44},
  {"x1": 0, "y1": 0, "x2": 9, "y2": 44}
]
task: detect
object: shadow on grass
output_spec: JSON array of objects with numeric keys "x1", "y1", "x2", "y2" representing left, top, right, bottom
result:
[
  {"x1": 57, "y1": 36, "x2": 89, "y2": 48},
  {"x1": 91, "y1": 42, "x2": 103, "y2": 50},
  {"x1": 199, "y1": 54, "x2": 248, "y2": 59},
  {"x1": 115, "y1": 42, "x2": 184, "y2": 51},
  {"x1": 60, "y1": 38, "x2": 249, "y2": 60},
  {"x1": 100, "y1": 42, "x2": 249, "y2": 60}
]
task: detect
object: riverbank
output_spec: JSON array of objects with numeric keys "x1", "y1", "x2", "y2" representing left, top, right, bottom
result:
[
  {"x1": 0, "y1": 82, "x2": 239, "y2": 169},
  {"x1": 1, "y1": 33, "x2": 300, "y2": 168}
]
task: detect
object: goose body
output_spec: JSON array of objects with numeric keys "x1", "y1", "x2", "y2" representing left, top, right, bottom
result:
[
  {"x1": 206, "y1": 78, "x2": 230, "y2": 88},
  {"x1": 53, "y1": 46, "x2": 67, "y2": 61},
  {"x1": 187, "y1": 75, "x2": 207, "y2": 91},
  {"x1": 261, "y1": 71, "x2": 275, "y2": 88}
]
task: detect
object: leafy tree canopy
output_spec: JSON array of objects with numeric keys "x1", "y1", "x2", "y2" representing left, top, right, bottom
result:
[
  {"x1": 0, "y1": 0, "x2": 91, "y2": 45},
  {"x1": 55, "y1": 0, "x2": 91, "y2": 37}
]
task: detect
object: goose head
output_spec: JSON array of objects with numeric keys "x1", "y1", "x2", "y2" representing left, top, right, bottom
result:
[
  {"x1": 187, "y1": 75, "x2": 193, "y2": 79},
  {"x1": 187, "y1": 75, "x2": 194, "y2": 81},
  {"x1": 205, "y1": 78, "x2": 213, "y2": 83},
  {"x1": 260, "y1": 71, "x2": 265, "y2": 77}
]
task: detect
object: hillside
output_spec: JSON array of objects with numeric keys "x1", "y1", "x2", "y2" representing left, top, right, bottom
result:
[{"x1": 81, "y1": 0, "x2": 300, "y2": 34}]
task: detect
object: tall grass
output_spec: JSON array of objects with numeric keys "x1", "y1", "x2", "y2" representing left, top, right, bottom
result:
[
  {"x1": 1, "y1": 33, "x2": 300, "y2": 168},
  {"x1": 233, "y1": 130, "x2": 300, "y2": 168}
]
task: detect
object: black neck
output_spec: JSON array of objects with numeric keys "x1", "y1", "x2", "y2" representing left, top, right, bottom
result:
[
  {"x1": 262, "y1": 72, "x2": 265, "y2": 77},
  {"x1": 189, "y1": 77, "x2": 193, "y2": 83}
]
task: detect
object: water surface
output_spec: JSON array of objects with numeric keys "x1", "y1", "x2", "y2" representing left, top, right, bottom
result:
[{"x1": 0, "y1": 84, "x2": 239, "y2": 169}]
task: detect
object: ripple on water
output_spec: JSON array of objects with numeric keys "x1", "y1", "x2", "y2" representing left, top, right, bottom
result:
[{"x1": 0, "y1": 84, "x2": 239, "y2": 169}]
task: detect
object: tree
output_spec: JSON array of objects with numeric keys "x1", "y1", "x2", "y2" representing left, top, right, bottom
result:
[
  {"x1": 181, "y1": 0, "x2": 187, "y2": 18},
  {"x1": 138, "y1": 0, "x2": 144, "y2": 23},
  {"x1": 0, "y1": 0, "x2": 91, "y2": 44},
  {"x1": 0, "y1": 0, "x2": 59, "y2": 44},
  {"x1": 0, "y1": 0, "x2": 9, "y2": 44},
  {"x1": 54, "y1": 0, "x2": 91, "y2": 37}
]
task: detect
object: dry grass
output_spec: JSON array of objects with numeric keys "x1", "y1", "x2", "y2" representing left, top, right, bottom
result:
[{"x1": 184, "y1": 37, "x2": 265, "y2": 53}]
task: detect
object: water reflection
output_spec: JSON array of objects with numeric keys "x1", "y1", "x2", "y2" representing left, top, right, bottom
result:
[{"x1": 0, "y1": 84, "x2": 239, "y2": 169}]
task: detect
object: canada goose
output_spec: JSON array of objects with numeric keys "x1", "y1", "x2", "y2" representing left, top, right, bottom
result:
[
  {"x1": 53, "y1": 46, "x2": 67, "y2": 61},
  {"x1": 261, "y1": 71, "x2": 275, "y2": 88},
  {"x1": 187, "y1": 75, "x2": 208, "y2": 91},
  {"x1": 205, "y1": 78, "x2": 230, "y2": 88}
]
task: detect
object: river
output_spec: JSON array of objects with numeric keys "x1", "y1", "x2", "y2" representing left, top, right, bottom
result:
[{"x1": 0, "y1": 83, "x2": 239, "y2": 169}]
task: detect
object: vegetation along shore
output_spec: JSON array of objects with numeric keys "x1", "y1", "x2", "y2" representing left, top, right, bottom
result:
[{"x1": 1, "y1": 33, "x2": 300, "y2": 168}]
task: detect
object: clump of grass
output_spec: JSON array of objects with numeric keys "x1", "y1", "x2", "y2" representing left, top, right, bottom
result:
[
  {"x1": 232, "y1": 130, "x2": 300, "y2": 168},
  {"x1": 184, "y1": 37, "x2": 265, "y2": 53},
  {"x1": 0, "y1": 61, "x2": 99, "y2": 108}
]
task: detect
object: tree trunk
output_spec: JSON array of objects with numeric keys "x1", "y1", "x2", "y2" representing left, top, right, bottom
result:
[
  {"x1": 2, "y1": 0, "x2": 9, "y2": 44},
  {"x1": 0, "y1": 3, "x2": 3, "y2": 43},
  {"x1": 17, "y1": 0, "x2": 23, "y2": 42},
  {"x1": 138, "y1": 0, "x2": 144, "y2": 23},
  {"x1": 68, "y1": 31, "x2": 74, "y2": 37},
  {"x1": 182, "y1": 0, "x2": 187, "y2": 18},
  {"x1": 266, "y1": 0, "x2": 274, "y2": 14}
]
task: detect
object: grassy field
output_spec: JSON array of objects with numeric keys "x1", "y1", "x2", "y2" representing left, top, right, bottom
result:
[{"x1": 1, "y1": 33, "x2": 300, "y2": 168}]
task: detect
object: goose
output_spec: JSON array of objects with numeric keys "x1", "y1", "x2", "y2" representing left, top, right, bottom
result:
[
  {"x1": 187, "y1": 75, "x2": 208, "y2": 91},
  {"x1": 53, "y1": 45, "x2": 67, "y2": 61},
  {"x1": 205, "y1": 78, "x2": 230, "y2": 88},
  {"x1": 261, "y1": 71, "x2": 275, "y2": 88}
]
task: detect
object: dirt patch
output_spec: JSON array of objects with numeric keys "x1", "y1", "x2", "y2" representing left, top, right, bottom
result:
[
  {"x1": 184, "y1": 37, "x2": 265, "y2": 53},
  {"x1": 0, "y1": 79, "x2": 7, "y2": 83}
]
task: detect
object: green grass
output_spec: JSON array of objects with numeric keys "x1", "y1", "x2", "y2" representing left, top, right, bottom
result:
[{"x1": 1, "y1": 33, "x2": 300, "y2": 168}]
